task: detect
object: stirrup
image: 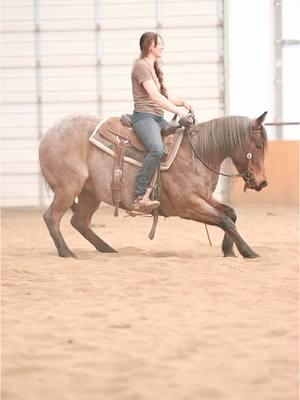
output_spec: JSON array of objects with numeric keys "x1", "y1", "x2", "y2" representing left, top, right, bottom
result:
[{"x1": 131, "y1": 196, "x2": 160, "y2": 214}]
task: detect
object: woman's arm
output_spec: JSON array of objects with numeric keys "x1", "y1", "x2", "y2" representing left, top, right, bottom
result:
[
  {"x1": 168, "y1": 98, "x2": 184, "y2": 106},
  {"x1": 142, "y1": 80, "x2": 187, "y2": 117},
  {"x1": 169, "y1": 97, "x2": 193, "y2": 111}
]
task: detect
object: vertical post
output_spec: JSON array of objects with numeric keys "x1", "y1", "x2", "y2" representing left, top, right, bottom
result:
[
  {"x1": 274, "y1": 0, "x2": 283, "y2": 139},
  {"x1": 218, "y1": 0, "x2": 230, "y2": 202},
  {"x1": 222, "y1": 0, "x2": 229, "y2": 117},
  {"x1": 155, "y1": 0, "x2": 161, "y2": 31},
  {"x1": 95, "y1": 0, "x2": 102, "y2": 117},
  {"x1": 217, "y1": 0, "x2": 225, "y2": 115},
  {"x1": 34, "y1": 0, "x2": 44, "y2": 206}
]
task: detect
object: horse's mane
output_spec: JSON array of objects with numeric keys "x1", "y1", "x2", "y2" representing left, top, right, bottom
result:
[{"x1": 189, "y1": 116, "x2": 267, "y2": 160}]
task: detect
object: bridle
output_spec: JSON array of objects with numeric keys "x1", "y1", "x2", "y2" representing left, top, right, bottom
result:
[{"x1": 185, "y1": 111, "x2": 261, "y2": 183}]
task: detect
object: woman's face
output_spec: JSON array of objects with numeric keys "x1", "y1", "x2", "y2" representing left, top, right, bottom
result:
[{"x1": 149, "y1": 36, "x2": 164, "y2": 59}]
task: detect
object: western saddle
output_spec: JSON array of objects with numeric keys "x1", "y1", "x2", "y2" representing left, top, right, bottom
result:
[{"x1": 98, "y1": 114, "x2": 180, "y2": 217}]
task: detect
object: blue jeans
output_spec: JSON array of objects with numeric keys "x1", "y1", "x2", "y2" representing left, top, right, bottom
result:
[{"x1": 132, "y1": 112, "x2": 167, "y2": 198}]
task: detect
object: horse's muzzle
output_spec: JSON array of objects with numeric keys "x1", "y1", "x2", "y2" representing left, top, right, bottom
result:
[
  {"x1": 254, "y1": 180, "x2": 268, "y2": 191},
  {"x1": 244, "y1": 179, "x2": 268, "y2": 192}
]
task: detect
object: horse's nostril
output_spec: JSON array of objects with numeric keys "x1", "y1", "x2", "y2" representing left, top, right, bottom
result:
[
  {"x1": 255, "y1": 180, "x2": 268, "y2": 191},
  {"x1": 261, "y1": 180, "x2": 268, "y2": 188},
  {"x1": 258, "y1": 180, "x2": 268, "y2": 190}
]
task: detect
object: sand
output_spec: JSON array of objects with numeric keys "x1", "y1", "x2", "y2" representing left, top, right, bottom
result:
[{"x1": 1, "y1": 204, "x2": 299, "y2": 400}]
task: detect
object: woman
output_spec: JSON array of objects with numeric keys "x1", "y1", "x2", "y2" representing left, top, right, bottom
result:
[{"x1": 131, "y1": 31, "x2": 193, "y2": 213}]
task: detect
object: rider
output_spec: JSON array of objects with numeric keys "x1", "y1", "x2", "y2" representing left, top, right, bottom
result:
[{"x1": 131, "y1": 31, "x2": 193, "y2": 213}]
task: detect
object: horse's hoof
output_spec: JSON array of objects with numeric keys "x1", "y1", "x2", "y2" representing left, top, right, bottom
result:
[
  {"x1": 244, "y1": 252, "x2": 260, "y2": 259},
  {"x1": 106, "y1": 249, "x2": 118, "y2": 253},
  {"x1": 99, "y1": 247, "x2": 117, "y2": 253},
  {"x1": 59, "y1": 251, "x2": 77, "y2": 258},
  {"x1": 224, "y1": 252, "x2": 237, "y2": 258}
]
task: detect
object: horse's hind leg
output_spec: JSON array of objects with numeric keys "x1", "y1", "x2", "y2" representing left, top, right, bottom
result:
[
  {"x1": 44, "y1": 189, "x2": 77, "y2": 258},
  {"x1": 70, "y1": 189, "x2": 117, "y2": 253}
]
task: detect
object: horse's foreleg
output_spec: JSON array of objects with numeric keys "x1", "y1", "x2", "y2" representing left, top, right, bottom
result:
[
  {"x1": 43, "y1": 190, "x2": 77, "y2": 258},
  {"x1": 208, "y1": 198, "x2": 237, "y2": 257},
  {"x1": 70, "y1": 190, "x2": 117, "y2": 253},
  {"x1": 221, "y1": 216, "x2": 259, "y2": 258},
  {"x1": 186, "y1": 200, "x2": 259, "y2": 258}
]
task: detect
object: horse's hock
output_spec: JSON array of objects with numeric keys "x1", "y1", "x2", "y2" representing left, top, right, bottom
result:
[{"x1": 230, "y1": 140, "x2": 299, "y2": 205}]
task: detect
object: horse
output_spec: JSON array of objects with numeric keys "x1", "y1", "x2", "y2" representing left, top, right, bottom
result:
[{"x1": 39, "y1": 111, "x2": 268, "y2": 259}]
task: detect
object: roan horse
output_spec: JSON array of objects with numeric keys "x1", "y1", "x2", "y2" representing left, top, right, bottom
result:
[{"x1": 39, "y1": 111, "x2": 268, "y2": 259}]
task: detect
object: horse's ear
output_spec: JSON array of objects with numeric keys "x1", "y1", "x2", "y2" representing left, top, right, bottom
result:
[{"x1": 255, "y1": 111, "x2": 268, "y2": 127}]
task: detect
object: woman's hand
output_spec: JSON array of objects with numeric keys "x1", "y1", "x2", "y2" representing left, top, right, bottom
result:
[
  {"x1": 177, "y1": 109, "x2": 189, "y2": 119},
  {"x1": 177, "y1": 110, "x2": 194, "y2": 128},
  {"x1": 183, "y1": 101, "x2": 193, "y2": 112}
]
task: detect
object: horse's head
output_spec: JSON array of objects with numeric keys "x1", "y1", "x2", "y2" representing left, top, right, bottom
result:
[{"x1": 232, "y1": 112, "x2": 268, "y2": 192}]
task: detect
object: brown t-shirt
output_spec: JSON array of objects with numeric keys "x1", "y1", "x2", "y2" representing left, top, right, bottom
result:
[{"x1": 131, "y1": 59, "x2": 163, "y2": 116}]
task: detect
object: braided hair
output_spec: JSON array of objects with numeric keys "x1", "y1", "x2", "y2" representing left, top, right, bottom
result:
[{"x1": 139, "y1": 32, "x2": 168, "y2": 98}]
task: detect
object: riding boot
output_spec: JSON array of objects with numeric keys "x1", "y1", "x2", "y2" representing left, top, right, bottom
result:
[{"x1": 132, "y1": 196, "x2": 160, "y2": 214}]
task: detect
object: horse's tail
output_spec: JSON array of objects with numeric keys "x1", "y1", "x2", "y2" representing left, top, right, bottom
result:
[
  {"x1": 38, "y1": 133, "x2": 78, "y2": 212},
  {"x1": 39, "y1": 172, "x2": 78, "y2": 212},
  {"x1": 38, "y1": 137, "x2": 54, "y2": 201},
  {"x1": 44, "y1": 178, "x2": 51, "y2": 195},
  {"x1": 39, "y1": 172, "x2": 53, "y2": 200}
]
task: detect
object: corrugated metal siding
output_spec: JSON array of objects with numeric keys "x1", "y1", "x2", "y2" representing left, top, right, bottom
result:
[{"x1": 1, "y1": 0, "x2": 225, "y2": 207}]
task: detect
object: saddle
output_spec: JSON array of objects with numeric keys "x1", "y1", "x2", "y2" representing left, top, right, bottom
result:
[
  {"x1": 99, "y1": 116, "x2": 145, "y2": 152},
  {"x1": 99, "y1": 114, "x2": 179, "y2": 152},
  {"x1": 120, "y1": 113, "x2": 180, "y2": 136},
  {"x1": 97, "y1": 115, "x2": 180, "y2": 217}
]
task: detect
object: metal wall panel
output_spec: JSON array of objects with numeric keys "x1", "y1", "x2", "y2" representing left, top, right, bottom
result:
[{"x1": 1, "y1": 0, "x2": 225, "y2": 206}]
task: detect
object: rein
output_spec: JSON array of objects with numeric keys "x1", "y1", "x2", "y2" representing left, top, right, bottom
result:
[
  {"x1": 185, "y1": 113, "x2": 261, "y2": 182},
  {"x1": 187, "y1": 130, "x2": 252, "y2": 180}
]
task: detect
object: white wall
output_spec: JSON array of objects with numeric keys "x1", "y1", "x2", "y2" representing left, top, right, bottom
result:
[
  {"x1": 282, "y1": 0, "x2": 300, "y2": 140},
  {"x1": 227, "y1": 0, "x2": 274, "y2": 124},
  {"x1": 227, "y1": 0, "x2": 299, "y2": 140},
  {"x1": 1, "y1": 0, "x2": 225, "y2": 207}
]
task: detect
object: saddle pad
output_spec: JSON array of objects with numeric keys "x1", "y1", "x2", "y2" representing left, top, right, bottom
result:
[
  {"x1": 98, "y1": 117, "x2": 146, "y2": 152},
  {"x1": 89, "y1": 118, "x2": 184, "y2": 171}
]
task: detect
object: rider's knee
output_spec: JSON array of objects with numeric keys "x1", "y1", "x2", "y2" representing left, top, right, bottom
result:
[{"x1": 152, "y1": 146, "x2": 165, "y2": 159}]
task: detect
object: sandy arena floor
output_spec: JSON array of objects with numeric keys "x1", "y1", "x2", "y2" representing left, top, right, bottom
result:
[{"x1": 1, "y1": 204, "x2": 299, "y2": 400}]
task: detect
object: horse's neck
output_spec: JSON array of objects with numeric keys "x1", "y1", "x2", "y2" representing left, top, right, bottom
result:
[
  {"x1": 181, "y1": 135, "x2": 223, "y2": 185},
  {"x1": 193, "y1": 117, "x2": 245, "y2": 163},
  {"x1": 185, "y1": 133, "x2": 225, "y2": 170}
]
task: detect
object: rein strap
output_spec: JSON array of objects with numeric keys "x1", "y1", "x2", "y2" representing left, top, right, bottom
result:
[{"x1": 187, "y1": 130, "x2": 249, "y2": 179}]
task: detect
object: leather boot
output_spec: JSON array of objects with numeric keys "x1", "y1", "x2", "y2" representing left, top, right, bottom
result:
[{"x1": 132, "y1": 196, "x2": 160, "y2": 213}]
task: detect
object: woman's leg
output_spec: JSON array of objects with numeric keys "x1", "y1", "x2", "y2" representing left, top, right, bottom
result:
[{"x1": 132, "y1": 116, "x2": 165, "y2": 198}]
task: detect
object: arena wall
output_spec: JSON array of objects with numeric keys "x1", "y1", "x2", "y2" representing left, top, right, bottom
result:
[{"x1": 1, "y1": 0, "x2": 226, "y2": 207}]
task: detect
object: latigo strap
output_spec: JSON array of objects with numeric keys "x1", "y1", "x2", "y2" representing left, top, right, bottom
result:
[{"x1": 111, "y1": 137, "x2": 127, "y2": 217}]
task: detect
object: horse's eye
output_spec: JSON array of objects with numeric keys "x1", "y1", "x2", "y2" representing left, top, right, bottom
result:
[{"x1": 256, "y1": 143, "x2": 263, "y2": 150}]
